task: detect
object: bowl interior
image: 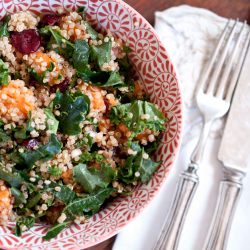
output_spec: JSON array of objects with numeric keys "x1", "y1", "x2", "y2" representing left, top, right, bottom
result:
[{"x1": 0, "y1": 0, "x2": 182, "y2": 249}]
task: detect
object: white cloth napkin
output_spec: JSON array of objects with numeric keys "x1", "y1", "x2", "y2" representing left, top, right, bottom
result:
[{"x1": 113, "y1": 5, "x2": 250, "y2": 250}]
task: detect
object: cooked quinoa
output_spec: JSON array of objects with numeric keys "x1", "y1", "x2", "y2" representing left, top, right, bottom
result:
[{"x1": 0, "y1": 9, "x2": 167, "y2": 240}]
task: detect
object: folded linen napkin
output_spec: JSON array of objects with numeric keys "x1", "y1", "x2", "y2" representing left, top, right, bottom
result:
[{"x1": 113, "y1": 5, "x2": 250, "y2": 250}]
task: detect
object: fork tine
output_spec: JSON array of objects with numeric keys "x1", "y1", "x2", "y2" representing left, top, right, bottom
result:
[
  {"x1": 206, "y1": 20, "x2": 239, "y2": 94},
  {"x1": 225, "y1": 27, "x2": 250, "y2": 101},
  {"x1": 216, "y1": 21, "x2": 247, "y2": 98},
  {"x1": 198, "y1": 19, "x2": 231, "y2": 92}
]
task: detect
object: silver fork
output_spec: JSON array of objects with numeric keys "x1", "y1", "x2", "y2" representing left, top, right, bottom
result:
[{"x1": 154, "y1": 20, "x2": 250, "y2": 250}]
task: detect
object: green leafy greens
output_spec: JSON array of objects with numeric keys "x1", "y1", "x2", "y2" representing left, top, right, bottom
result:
[
  {"x1": 0, "y1": 164, "x2": 24, "y2": 188},
  {"x1": 78, "y1": 151, "x2": 104, "y2": 163},
  {"x1": 72, "y1": 40, "x2": 90, "y2": 72},
  {"x1": 15, "y1": 216, "x2": 35, "y2": 237},
  {"x1": 28, "y1": 62, "x2": 57, "y2": 85},
  {"x1": 63, "y1": 187, "x2": 114, "y2": 219},
  {"x1": 47, "y1": 182, "x2": 77, "y2": 204},
  {"x1": 90, "y1": 39, "x2": 112, "y2": 69},
  {"x1": 92, "y1": 71, "x2": 124, "y2": 87},
  {"x1": 117, "y1": 46, "x2": 131, "y2": 73},
  {"x1": 40, "y1": 26, "x2": 74, "y2": 59},
  {"x1": 119, "y1": 148, "x2": 160, "y2": 184},
  {"x1": 110, "y1": 100, "x2": 166, "y2": 136},
  {"x1": 83, "y1": 21, "x2": 98, "y2": 40},
  {"x1": 0, "y1": 58, "x2": 9, "y2": 86},
  {"x1": 11, "y1": 187, "x2": 26, "y2": 206},
  {"x1": 44, "y1": 108, "x2": 59, "y2": 134},
  {"x1": 0, "y1": 16, "x2": 10, "y2": 37},
  {"x1": 0, "y1": 128, "x2": 11, "y2": 143},
  {"x1": 12, "y1": 134, "x2": 62, "y2": 169},
  {"x1": 53, "y1": 91, "x2": 90, "y2": 135},
  {"x1": 43, "y1": 222, "x2": 69, "y2": 241},
  {"x1": 73, "y1": 163, "x2": 116, "y2": 193},
  {"x1": 26, "y1": 192, "x2": 41, "y2": 209},
  {"x1": 14, "y1": 112, "x2": 34, "y2": 140},
  {"x1": 70, "y1": 39, "x2": 125, "y2": 87},
  {"x1": 48, "y1": 166, "x2": 62, "y2": 178},
  {"x1": 42, "y1": 188, "x2": 114, "y2": 240}
]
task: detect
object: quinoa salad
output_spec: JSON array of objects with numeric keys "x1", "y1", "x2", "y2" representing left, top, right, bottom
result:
[{"x1": 0, "y1": 9, "x2": 166, "y2": 240}]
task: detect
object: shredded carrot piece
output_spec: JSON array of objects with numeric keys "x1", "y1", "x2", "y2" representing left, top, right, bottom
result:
[
  {"x1": 134, "y1": 81, "x2": 142, "y2": 94},
  {"x1": 87, "y1": 86, "x2": 105, "y2": 111},
  {"x1": 118, "y1": 123, "x2": 129, "y2": 134},
  {"x1": 0, "y1": 80, "x2": 35, "y2": 120},
  {"x1": 0, "y1": 185, "x2": 11, "y2": 209},
  {"x1": 30, "y1": 51, "x2": 61, "y2": 85},
  {"x1": 61, "y1": 169, "x2": 73, "y2": 184}
]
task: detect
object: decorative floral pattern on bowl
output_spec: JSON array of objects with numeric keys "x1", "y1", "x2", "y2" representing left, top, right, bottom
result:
[{"x1": 0, "y1": 0, "x2": 182, "y2": 249}]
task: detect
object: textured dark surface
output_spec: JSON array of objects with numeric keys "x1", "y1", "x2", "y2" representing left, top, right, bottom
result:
[
  {"x1": 87, "y1": 0, "x2": 249, "y2": 249},
  {"x1": 125, "y1": 0, "x2": 250, "y2": 25}
]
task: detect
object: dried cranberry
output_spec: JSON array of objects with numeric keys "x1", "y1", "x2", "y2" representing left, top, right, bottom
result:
[
  {"x1": 10, "y1": 29, "x2": 41, "y2": 54},
  {"x1": 113, "y1": 147, "x2": 127, "y2": 158},
  {"x1": 104, "y1": 97, "x2": 110, "y2": 115},
  {"x1": 51, "y1": 78, "x2": 70, "y2": 93},
  {"x1": 45, "y1": 205, "x2": 65, "y2": 224},
  {"x1": 29, "y1": 78, "x2": 39, "y2": 87},
  {"x1": 42, "y1": 14, "x2": 60, "y2": 26},
  {"x1": 22, "y1": 139, "x2": 40, "y2": 150}
]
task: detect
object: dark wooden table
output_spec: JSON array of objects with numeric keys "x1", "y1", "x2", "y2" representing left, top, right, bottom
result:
[{"x1": 87, "y1": 1, "x2": 250, "y2": 249}]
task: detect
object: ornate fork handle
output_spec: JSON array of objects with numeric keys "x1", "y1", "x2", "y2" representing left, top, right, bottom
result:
[
  {"x1": 154, "y1": 121, "x2": 212, "y2": 250},
  {"x1": 155, "y1": 164, "x2": 199, "y2": 250}
]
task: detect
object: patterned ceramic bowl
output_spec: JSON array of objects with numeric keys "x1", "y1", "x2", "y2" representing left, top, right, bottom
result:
[{"x1": 0, "y1": 0, "x2": 182, "y2": 249}]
